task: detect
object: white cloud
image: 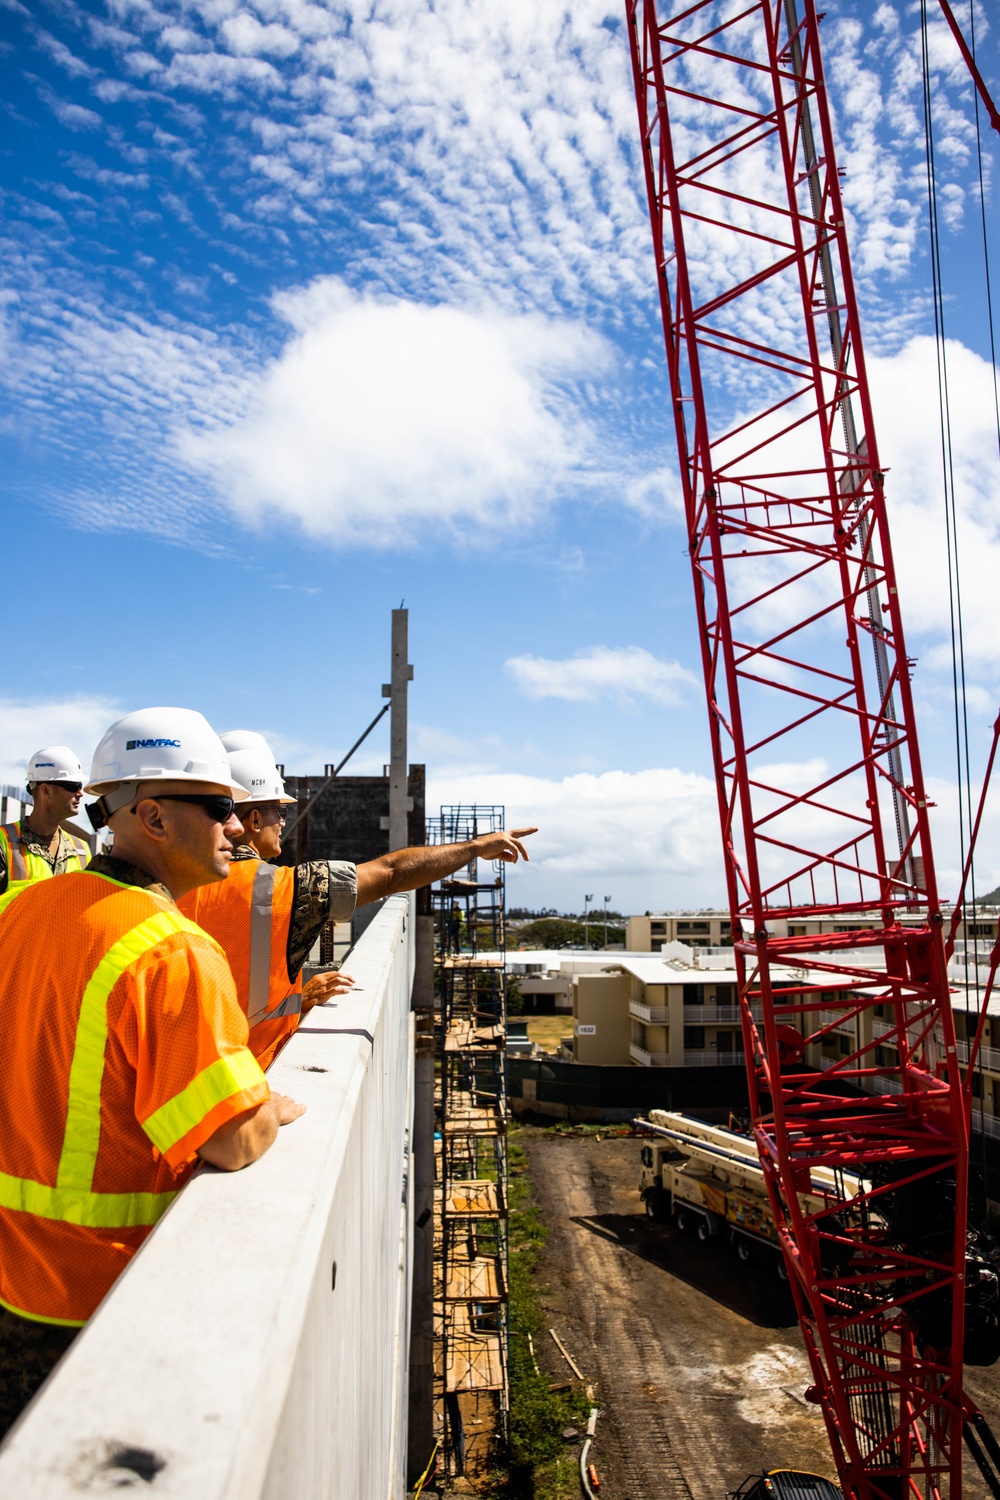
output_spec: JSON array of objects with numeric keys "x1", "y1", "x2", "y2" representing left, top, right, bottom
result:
[
  {"x1": 220, "y1": 13, "x2": 300, "y2": 59},
  {"x1": 868, "y1": 337, "x2": 1000, "y2": 670},
  {"x1": 179, "y1": 278, "x2": 609, "y2": 545},
  {"x1": 37, "y1": 85, "x2": 103, "y2": 132},
  {"x1": 506, "y1": 646, "x2": 696, "y2": 706},
  {"x1": 424, "y1": 754, "x2": 1000, "y2": 917},
  {"x1": 0, "y1": 696, "x2": 121, "y2": 788},
  {"x1": 623, "y1": 466, "x2": 683, "y2": 521},
  {"x1": 426, "y1": 765, "x2": 725, "y2": 911}
]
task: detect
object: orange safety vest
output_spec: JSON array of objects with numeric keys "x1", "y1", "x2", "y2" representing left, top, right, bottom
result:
[
  {"x1": 0, "y1": 821, "x2": 89, "y2": 898},
  {"x1": 178, "y1": 858, "x2": 304, "y2": 1071},
  {"x1": 0, "y1": 870, "x2": 268, "y2": 1325}
]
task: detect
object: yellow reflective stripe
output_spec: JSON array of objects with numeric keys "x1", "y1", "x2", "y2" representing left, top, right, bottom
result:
[
  {"x1": 141, "y1": 1049, "x2": 266, "y2": 1155},
  {"x1": 62, "y1": 834, "x2": 90, "y2": 873},
  {"x1": 0, "y1": 1169, "x2": 176, "y2": 1229},
  {"x1": 0, "y1": 886, "x2": 26, "y2": 917},
  {"x1": 0, "y1": 826, "x2": 18, "y2": 882},
  {"x1": 0, "y1": 1292, "x2": 87, "y2": 1328},
  {"x1": 56, "y1": 911, "x2": 210, "y2": 1193}
]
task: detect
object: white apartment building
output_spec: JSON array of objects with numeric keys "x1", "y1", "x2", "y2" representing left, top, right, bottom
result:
[
  {"x1": 626, "y1": 908, "x2": 1000, "y2": 952},
  {"x1": 506, "y1": 937, "x2": 1000, "y2": 1139}
]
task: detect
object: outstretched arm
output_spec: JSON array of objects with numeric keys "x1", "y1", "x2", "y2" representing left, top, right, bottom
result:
[{"x1": 355, "y1": 827, "x2": 537, "y2": 907}]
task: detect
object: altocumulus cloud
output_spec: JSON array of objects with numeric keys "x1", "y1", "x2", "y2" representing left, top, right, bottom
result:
[
  {"x1": 506, "y1": 646, "x2": 698, "y2": 706},
  {"x1": 178, "y1": 278, "x2": 609, "y2": 547}
]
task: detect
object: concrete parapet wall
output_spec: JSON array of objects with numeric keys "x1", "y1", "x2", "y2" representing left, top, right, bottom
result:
[{"x1": 0, "y1": 894, "x2": 416, "y2": 1500}]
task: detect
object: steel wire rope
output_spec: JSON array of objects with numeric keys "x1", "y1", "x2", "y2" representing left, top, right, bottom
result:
[
  {"x1": 920, "y1": 0, "x2": 987, "y2": 1166},
  {"x1": 967, "y1": 0, "x2": 1000, "y2": 472},
  {"x1": 963, "y1": 0, "x2": 1000, "y2": 1217}
]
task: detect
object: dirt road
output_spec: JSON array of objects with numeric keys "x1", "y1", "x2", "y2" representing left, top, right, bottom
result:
[{"x1": 524, "y1": 1130, "x2": 838, "y2": 1500}]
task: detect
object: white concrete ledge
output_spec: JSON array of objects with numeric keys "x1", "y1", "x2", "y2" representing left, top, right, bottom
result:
[{"x1": 0, "y1": 893, "x2": 415, "y2": 1499}]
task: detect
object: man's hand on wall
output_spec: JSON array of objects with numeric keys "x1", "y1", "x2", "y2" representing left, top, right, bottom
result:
[{"x1": 301, "y1": 969, "x2": 355, "y2": 1014}]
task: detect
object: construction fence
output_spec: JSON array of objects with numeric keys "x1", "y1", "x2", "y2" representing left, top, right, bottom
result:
[{"x1": 507, "y1": 1058, "x2": 750, "y2": 1122}]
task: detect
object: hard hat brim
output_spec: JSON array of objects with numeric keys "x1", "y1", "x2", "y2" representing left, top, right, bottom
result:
[{"x1": 85, "y1": 773, "x2": 251, "y2": 801}]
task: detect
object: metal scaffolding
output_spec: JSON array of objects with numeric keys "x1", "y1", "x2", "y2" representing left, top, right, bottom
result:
[{"x1": 429, "y1": 806, "x2": 509, "y2": 1483}]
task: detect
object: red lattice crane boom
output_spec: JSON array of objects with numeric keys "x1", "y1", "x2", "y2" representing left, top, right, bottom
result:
[{"x1": 625, "y1": 2, "x2": 1000, "y2": 1495}]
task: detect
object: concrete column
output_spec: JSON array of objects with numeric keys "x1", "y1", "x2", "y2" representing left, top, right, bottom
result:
[
  {"x1": 406, "y1": 914, "x2": 436, "y2": 1485},
  {"x1": 386, "y1": 608, "x2": 413, "y2": 854},
  {"x1": 668, "y1": 984, "x2": 686, "y2": 1067}
]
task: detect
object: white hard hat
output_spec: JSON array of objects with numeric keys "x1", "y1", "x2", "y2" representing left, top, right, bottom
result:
[
  {"x1": 220, "y1": 730, "x2": 296, "y2": 805},
  {"x1": 87, "y1": 708, "x2": 250, "y2": 801},
  {"x1": 26, "y1": 746, "x2": 84, "y2": 784}
]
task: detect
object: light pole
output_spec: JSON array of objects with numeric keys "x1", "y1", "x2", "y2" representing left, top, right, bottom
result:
[
  {"x1": 583, "y1": 894, "x2": 594, "y2": 948},
  {"x1": 603, "y1": 895, "x2": 612, "y2": 949}
]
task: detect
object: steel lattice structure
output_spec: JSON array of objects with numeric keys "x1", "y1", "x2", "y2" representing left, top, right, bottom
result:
[
  {"x1": 625, "y1": 1, "x2": 993, "y2": 1494},
  {"x1": 429, "y1": 806, "x2": 510, "y2": 1482}
]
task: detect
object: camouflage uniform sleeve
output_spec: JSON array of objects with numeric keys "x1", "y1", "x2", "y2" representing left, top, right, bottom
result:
[{"x1": 287, "y1": 860, "x2": 358, "y2": 982}]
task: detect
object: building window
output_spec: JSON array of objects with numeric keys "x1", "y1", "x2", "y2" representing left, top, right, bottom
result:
[
  {"x1": 684, "y1": 1026, "x2": 705, "y2": 1050},
  {"x1": 685, "y1": 984, "x2": 704, "y2": 1005},
  {"x1": 839, "y1": 1034, "x2": 851, "y2": 1055},
  {"x1": 714, "y1": 984, "x2": 736, "y2": 1005},
  {"x1": 972, "y1": 1072, "x2": 984, "y2": 1098},
  {"x1": 651, "y1": 922, "x2": 667, "y2": 936}
]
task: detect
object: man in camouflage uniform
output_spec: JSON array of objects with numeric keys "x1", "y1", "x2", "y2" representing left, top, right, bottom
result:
[
  {"x1": 185, "y1": 731, "x2": 535, "y2": 1040},
  {"x1": 0, "y1": 747, "x2": 90, "y2": 896}
]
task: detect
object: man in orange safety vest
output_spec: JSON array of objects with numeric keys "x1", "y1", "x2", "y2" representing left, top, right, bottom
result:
[
  {"x1": 0, "y1": 708, "x2": 304, "y2": 1437},
  {"x1": 179, "y1": 730, "x2": 536, "y2": 1069}
]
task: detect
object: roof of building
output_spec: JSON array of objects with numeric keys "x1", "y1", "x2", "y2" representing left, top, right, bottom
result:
[{"x1": 608, "y1": 955, "x2": 740, "y2": 985}]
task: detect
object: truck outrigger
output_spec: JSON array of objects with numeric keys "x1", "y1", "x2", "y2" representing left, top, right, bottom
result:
[{"x1": 635, "y1": 1111, "x2": 860, "y2": 1280}]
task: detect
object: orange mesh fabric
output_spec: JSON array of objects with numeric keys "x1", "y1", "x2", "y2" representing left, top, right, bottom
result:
[
  {"x1": 179, "y1": 859, "x2": 303, "y2": 1070},
  {"x1": 0, "y1": 869, "x2": 269, "y2": 1324}
]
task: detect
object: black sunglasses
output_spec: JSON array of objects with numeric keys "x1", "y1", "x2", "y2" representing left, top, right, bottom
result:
[
  {"x1": 50, "y1": 782, "x2": 83, "y2": 794},
  {"x1": 132, "y1": 793, "x2": 237, "y2": 823},
  {"x1": 253, "y1": 804, "x2": 288, "y2": 825}
]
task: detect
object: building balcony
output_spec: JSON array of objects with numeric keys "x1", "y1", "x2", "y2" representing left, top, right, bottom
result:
[
  {"x1": 684, "y1": 1049, "x2": 746, "y2": 1068},
  {"x1": 629, "y1": 1000, "x2": 670, "y2": 1024},
  {"x1": 957, "y1": 1039, "x2": 1000, "y2": 1073},
  {"x1": 683, "y1": 1004, "x2": 742, "y2": 1024},
  {"x1": 971, "y1": 1108, "x2": 1000, "y2": 1140},
  {"x1": 818, "y1": 1010, "x2": 856, "y2": 1034},
  {"x1": 630, "y1": 1042, "x2": 669, "y2": 1067}
]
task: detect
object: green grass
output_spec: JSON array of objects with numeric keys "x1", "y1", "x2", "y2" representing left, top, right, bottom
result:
[{"x1": 486, "y1": 1134, "x2": 591, "y2": 1499}]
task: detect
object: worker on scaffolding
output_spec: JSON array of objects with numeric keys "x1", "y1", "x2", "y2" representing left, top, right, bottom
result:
[
  {"x1": 0, "y1": 746, "x2": 91, "y2": 897},
  {"x1": 179, "y1": 730, "x2": 536, "y2": 1069},
  {"x1": 0, "y1": 709, "x2": 302, "y2": 1437}
]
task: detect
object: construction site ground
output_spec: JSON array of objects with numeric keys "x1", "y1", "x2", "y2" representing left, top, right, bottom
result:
[{"x1": 520, "y1": 1127, "x2": 1000, "y2": 1500}]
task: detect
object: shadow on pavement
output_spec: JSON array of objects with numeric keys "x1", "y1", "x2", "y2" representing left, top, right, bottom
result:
[{"x1": 571, "y1": 1212, "x2": 799, "y2": 1330}]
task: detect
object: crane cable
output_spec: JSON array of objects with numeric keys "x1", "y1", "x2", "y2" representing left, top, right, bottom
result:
[
  {"x1": 967, "y1": 0, "x2": 1000, "y2": 469},
  {"x1": 919, "y1": 0, "x2": 1000, "y2": 1164},
  {"x1": 964, "y1": 0, "x2": 1000, "y2": 1162}
]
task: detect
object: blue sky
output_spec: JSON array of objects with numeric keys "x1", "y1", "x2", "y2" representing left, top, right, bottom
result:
[{"x1": 1, "y1": 0, "x2": 999, "y2": 913}]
